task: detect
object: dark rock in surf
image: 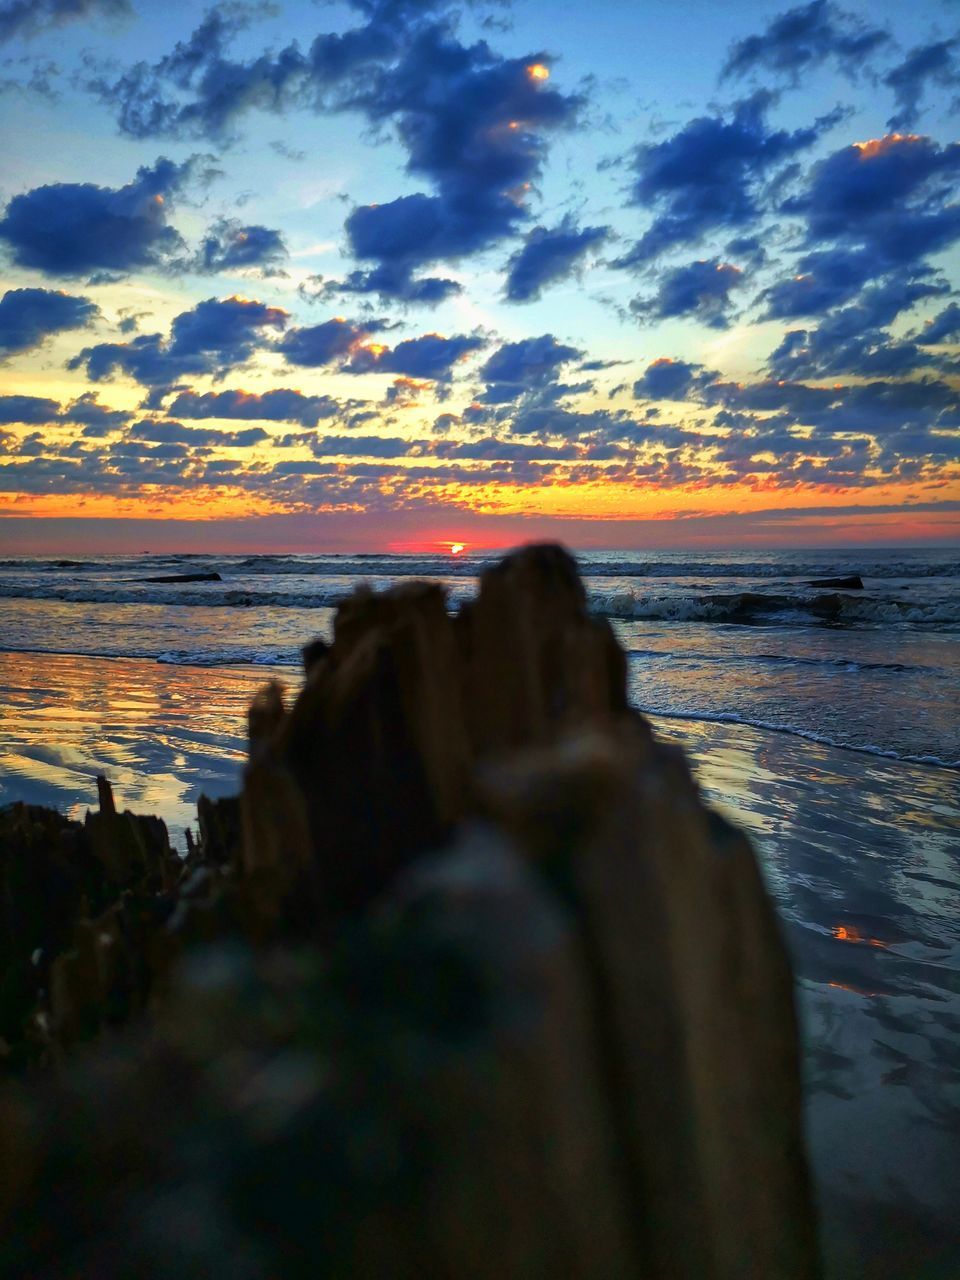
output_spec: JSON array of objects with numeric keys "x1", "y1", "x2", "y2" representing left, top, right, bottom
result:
[
  {"x1": 806, "y1": 574, "x2": 863, "y2": 589},
  {"x1": 138, "y1": 571, "x2": 222, "y2": 584}
]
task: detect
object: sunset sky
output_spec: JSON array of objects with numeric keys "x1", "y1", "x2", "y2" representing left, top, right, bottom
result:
[{"x1": 0, "y1": 0, "x2": 958, "y2": 551}]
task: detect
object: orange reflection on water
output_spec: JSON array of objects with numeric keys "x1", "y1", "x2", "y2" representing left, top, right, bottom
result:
[{"x1": 833, "y1": 924, "x2": 888, "y2": 948}]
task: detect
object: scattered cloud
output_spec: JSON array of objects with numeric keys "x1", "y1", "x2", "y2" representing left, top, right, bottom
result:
[
  {"x1": 503, "y1": 217, "x2": 609, "y2": 302},
  {"x1": 0, "y1": 157, "x2": 190, "y2": 277},
  {"x1": 615, "y1": 91, "x2": 842, "y2": 265},
  {"x1": 0, "y1": 287, "x2": 99, "y2": 357},
  {"x1": 69, "y1": 295, "x2": 289, "y2": 385},
  {"x1": 0, "y1": 0, "x2": 130, "y2": 44},
  {"x1": 721, "y1": 1, "x2": 889, "y2": 84},
  {"x1": 192, "y1": 217, "x2": 288, "y2": 276},
  {"x1": 631, "y1": 258, "x2": 744, "y2": 328},
  {"x1": 884, "y1": 38, "x2": 960, "y2": 131}
]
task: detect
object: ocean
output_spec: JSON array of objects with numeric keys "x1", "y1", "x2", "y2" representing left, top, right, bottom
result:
[{"x1": 1, "y1": 545, "x2": 957, "y2": 767}]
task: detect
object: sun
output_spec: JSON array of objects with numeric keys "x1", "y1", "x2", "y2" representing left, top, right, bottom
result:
[{"x1": 449, "y1": 542, "x2": 465, "y2": 555}]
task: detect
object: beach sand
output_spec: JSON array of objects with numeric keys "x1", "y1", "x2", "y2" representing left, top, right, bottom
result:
[{"x1": 1, "y1": 649, "x2": 958, "y2": 1275}]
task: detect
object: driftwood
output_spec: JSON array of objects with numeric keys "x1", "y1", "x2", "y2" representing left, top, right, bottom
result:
[{"x1": 0, "y1": 544, "x2": 819, "y2": 1277}]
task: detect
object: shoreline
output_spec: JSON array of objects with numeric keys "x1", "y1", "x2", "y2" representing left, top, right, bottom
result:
[{"x1": 2, "y1": 644, "x2": 957, "y2": 774}]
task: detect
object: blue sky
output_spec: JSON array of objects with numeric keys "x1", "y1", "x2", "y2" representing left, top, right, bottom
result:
[{"x1": 0, "y1": 0, "x2": 958, "y2": 550}]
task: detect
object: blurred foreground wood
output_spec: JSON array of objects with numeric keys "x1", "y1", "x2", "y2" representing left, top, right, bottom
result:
[{"x1": 0, "y1": 545, "x2": 818, "y2": 1277}]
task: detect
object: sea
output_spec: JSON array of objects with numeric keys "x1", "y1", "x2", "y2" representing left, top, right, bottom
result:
[{"x1": 0, "y1": 545, "x2": 957, "y2": 768}]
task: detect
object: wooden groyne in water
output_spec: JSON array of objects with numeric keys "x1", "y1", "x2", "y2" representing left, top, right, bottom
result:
[{"x1": 0, "y1": 544, "x2": 819, "y2": 1277}]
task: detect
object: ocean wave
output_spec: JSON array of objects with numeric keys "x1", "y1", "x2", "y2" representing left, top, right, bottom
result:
[
  {"x1": 0, "y1": 580, "x2": 957, "y2": 626},
  {"x1": 598, "y1": 589, "x2": 960, "y2": 626},
  {"x1": 644, "y1": 707, "x2": 960, "y2": 770},
  {"x1": 1, "y1": 552, "x2": 957, "y2": 581},
  {"x1": 0, "y1": 643, "x2": 301, "y2": 668},
  {"x1": 629, "y1": 649, "x2": 932, "y2": 675}
]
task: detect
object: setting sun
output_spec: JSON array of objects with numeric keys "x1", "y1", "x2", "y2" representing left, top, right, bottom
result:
[{"x1": 450, "y1": 542, "x2": 465, "y2": 555}]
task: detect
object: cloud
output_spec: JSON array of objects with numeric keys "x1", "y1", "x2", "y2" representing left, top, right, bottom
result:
[
  {"x1": 88, "y1": 3, "x2": 582, "y2": 295},
  {"x1": 721, "y1": 1, "x2": 889, "y2": 84},
  {"x1": 633, "y1": 357, "x2": 716, "y2": 401},
  {"x1": 166, "y1": 387, "x2": 341, "y2": 427},
  {"x1": 63, "y1": 392, "x2": 131, "y2": 435},
  {"x1": 918, "y1": 301, "x2": 960, "y2": 345},
  {"x1": 763, "y1": 260, "x2": 947, "y2": 321},
  {"x1": 278, "y1": 317, "x2": 373, "y2": 367},
  {"x1": 0, "y1": 287, "x2": 99, "y2": 357},
  {"x1": 129, "y1": 419, "x2": 270, "y2": 448},
  {"x1": 616, "y1": 91, "x2": 840, "y2": 265},
  {"x1": 704, "y1": 375, "x2": 960, "y2": 436},
  {"x1": 192, "y1": 217, "x2": 288, "y2": 275},
  {"x1": 0, "y1": 157, "x2": 190, "y2": 277},
  {"x1": 503, "y1": 217, "x2": 609, "y2": 302},
  {"x1": 85, "y1": 7, "x2": 301, "y2": 142},
  {"x1": 69, "y1": 295, "x2": 289, "y2": 386},
  {"x1": 884, "y1": 38, "x2": 960, "y2": 131},
  {"x1": 338, "y1": 35, "x2": 581, "y2": 282},
  {"x1": 765, "y1": 275, "x2": 955, "y2": 378},
  {"x1": 477, "y1": 333, "x2": 581, "y2": 402},
  {"x1": 630, "y1": 258, "x2": 744, "y2": 328},
  {"x1": 347, "y1": 331, "x2": 485, "y2": 379},
  {"x1": 766, "y1": 324, "x2": 945, "y2": 381},
  {"x1": 784, "y1": 133, "x2": 960, "y2": 263},
  {"x1": 279, "y1": 316, "x2": 482, "y2": 380},
  {"x1": 0, "y1": 0, "x2": 130, "y2": 43},
  {"x1": 316, "y1": 262, "x2": 462, "y2": 307},
  {"x1": 0, "y1": 393, "x2": 61, "y2": 423}
]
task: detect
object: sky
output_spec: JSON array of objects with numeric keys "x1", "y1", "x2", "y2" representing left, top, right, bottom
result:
[{"x1": 0, "y1": 0, "x2": 958, "y2": 552}]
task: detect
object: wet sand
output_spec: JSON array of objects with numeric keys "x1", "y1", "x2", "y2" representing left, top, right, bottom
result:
[{"x1": 1, "y1": 650, "x2": 958, "y2": 1276}]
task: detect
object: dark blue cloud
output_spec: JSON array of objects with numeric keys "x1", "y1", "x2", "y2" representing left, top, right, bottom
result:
[
  {"x1": 167, "y1": 387, "x2": 341, "y2": 427},
  {"x1": 918, "y1": 301, "x2": 960, "y2": 345},
  {"x1": 762, "y1": 247, "x2": 886, "y2": 317},
  {"x1": 62, "y1": 392, "x2": 131, "y2": 435},
  {"x1": 88, "y1": 4, "x2": 582, "y2": 296},
  {"x1": 630, "y1": 258, "x2": 744, "y2": 328},
  {"x1": 280, "y1": 316, "x2": 482, "y2": 380},
  {"x1": 765, "y1": 274, "x2": 955, "y2": 378},
  {"x1": 0, "y1": 287, "x2": 99, "y2": 357},
  {"x1": 129, "y1": 419, "x2": 270, "y2": 448},
  {"x1": 884, "y1": 38, "x2": 960, "y2": 131},
  {"x1": 347, "y1": 331, "x2": 485, "y2": 379},
  {"x1": 337, "y1": 29, "x2": 582, "y2": 283},
  {"x1": 721, "y1": 1, "x2": 889, "y2": 84},
  {"x1": 763, "y1": 258, "x2": 947, "y2": 320},
  {"x1": 69, "y1": 295, "x2": 289, "y2": 385},
  {"x1": 279, "y1": 317, "x2": 371, "y2": 367},
  {"x1": 503, "y1": 217, "x2": 609, "y2": 302},
  {"x1": 0, "y1": 393, "x2": 60, "y2": 423},
  {"x1": 616, "y1": 91, "x2": 840, "y2": 265},
  {"x1": 704, "y1": 375, "x2": 960, "y2": 436},
  {"x1": 0, "y1": 0, "x2": 129, "y2": 43},
  {"x1": 86, "y1": 7, "x2": 303, "y2": 141},
  {"x1": 478, "y1": 333, "x2": 581, "y2": 402},
  {"x1": 317, "y1": 262, "x2": 462, "y2": 307},
  {"x1": 767, "y1": 324, "x2": 947, "y2": 381},
  {"x1": 193, "y1": 217, "x2": 288, "y2": 275},
  {"x1": 633, "y1": 358, "x2": 716, "y2": 401},
  {"x1": 0, "y1": 157, "x2": 189, "y2": 277},
  {"x1": 784, "y1": 133, "x2": 960, "y2": 260}
]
